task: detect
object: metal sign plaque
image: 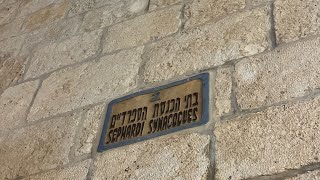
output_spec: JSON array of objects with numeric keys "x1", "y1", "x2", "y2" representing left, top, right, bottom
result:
[{"x1": 98, "y1": 73, "x2": 209, "y2": 151}]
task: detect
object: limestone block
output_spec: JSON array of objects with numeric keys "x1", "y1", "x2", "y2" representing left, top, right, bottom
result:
[
  {"x1": 82, "y1": 0, "x2": 149, "y2": 31},
  {"x1": 149, "y1": 0, "x2": 181, "y2": 11},
  {"x1": 23, "y1": 159, "x2": 91, "y2": 180},
  {"x1": 68, "y1": 0, "x2": 114, "y2": 17},
  {"x1": 0, "y1": 2, "x2": 19, "y2": 25},
  {"x1": 75, "y1": 104, "x2": 105, "y2": 156},
  {"x1": 0, "y1": 17, "x2": 24, "y2": 41},
  {"x1": 20, "y1": 15, "x2": 82, "y2": 55},
  {"x1": 25, "y1": 29, "x2": 102, "y2": 79},
  {"x1": 235, "y1": 37, "x2": 320, "y2": 110},
  {"x1": 184, "y1": 0, "x2": 245, "y2": 28},
  {"x1": 251, "y1": 0, "x2": 272, "y2": 6},
  {"x1": 0, "y1": 35, "x2": 25, "y2": 57},
  {"x1": 0, "y1": 113, "x2": 80, "y2": 179},
  {"x1": 103, "y1": 5, "x2": 181, "y2": 53},
  {"x1": 275, "y1": 0, "x2": 320, "y2": 44},
  {"x1": 27, "y1": 47, "x2": 143, "y2": 122},
  {"x1": 144, "y1": 6, "x2": 270, "y2": 83},
  {"x1": 22, "y1": 0, "x2": 71, "y2": 32},
  {"x1": 0, "y1": 80, "x2": 38, "y2": 130},
  {"x1": 214, "y1": 67, "x2": 232, "y2": 117},
  {"x1": 0, "y1": 55, "x2": 26, "y2": 91},
  {"x1": 17, "y1": 0, "x2": 59, "y2": 17},
  {"x1": 92, "y1": 133, "x2": 210, "y2": 179},
  {"x1": 215, "y1": 96, "x2": 320, "y2": 179},
  {"x1": 2, "y1": 0, "x2": 19, "y2": 5}
]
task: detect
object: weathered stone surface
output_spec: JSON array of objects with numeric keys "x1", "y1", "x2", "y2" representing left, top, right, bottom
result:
[
  {"x1": 103, "y1": 5, "x2": 180, "y2": 53},
  {"x1": 92, "y1": 133, "x2": 210, "y2": 179},
  {"x1": 2, "y1": 0, "x2": 21, "y2": 5},
  {"x1": 287, "y1": 170, "x2": 320, "y2": 180},
  {"x1": 214, "y1": 67, "x2": 232, "y2": 117},
  {"x1": 68, "y1": 0, "x2": 112, "y2": 17},
  {"x1": 17, "y1": 0, "x2": 59, "y2": 17},
  {"x1": 0, "y1": 35, "x2": 24, "y2": 56},
  {"x1": 0, "y1": 17, "x2": 23, "y2": 41},
  {"x1": 0, "y1": 80, "x2": 38, "y2": 130},
  {"x1": 0, "y1": 55, "x2": 26, "y2": 91},
  {"x1": 251, "y1": 0, "x2": 272, "y2": 6},
  {"x1": 274, "y1": 0, "x2": 320, "y2": 44},
  {"x1": 82, "y1": 0, "x2": 148, "y2": 31},
  {"x1": 144, "y1": 7, "x2": 271, "y2": 83},
  {"x1": 235, "y1": 37, "x2": 320, "y2": 110},
  {"x1": 25, "y1": 29, "x2": 102, "y2": 79},
  {"x1": 215, "y1": 96, "x2": 320, "y2": 179},
  {"x1": 1, "y1": 0, "x2": 19, "y2": 5},
  {"x1": 28, "y1": 47, "x2": 143, "y2": 121},
  {"x1": 0, "y1": 2, "x2": 19, "y2": 25},
  {"x1": 76, "y1": 104, "x2": 104, "y2": 156},
  {"x1": 0, "y1": 132, "x2": 6, "y2": 144},
  {"x1": 149, "y1": 0, "x2": 181, "y2": 11},
  {"x1": 44, "y1": 16, "x2": 82, "y2": 41},
  {"x1": 184, "y1": 0, "x2": 245, "y2": 28},
  {"x1": 24, "y1": 159, "x2": 91, "y2": 180},
  {"x1": 0, "y1": 113, "x2": 80, "y2": 179},
  {"x1": 22, "y1": 0, "x2": 71, "y2": 32},
  {"x1": 21, "y1": 15, "x2": 82, "y2": 55}
]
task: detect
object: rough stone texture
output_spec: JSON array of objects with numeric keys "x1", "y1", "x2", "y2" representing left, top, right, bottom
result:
[
  {"x1": 76, "y1": 104, "x2": 104, "y2": 156},
  {"x1": 214, "y1": 67, "x2": 232, "y2": 117},
  {"x1": 82, "y1": 0, "x2": 149, "y2": 31},
  {"x1": 0, "y1": 17, "x2": 24, "y2": 41},
  {"x1": 215, "y1": 96, "x2": 320, "y2": 179},
  {"x1": 149, "y1": 0, "x2": 181, "y2": 11},
  {"x1": 103, "y1": 5, "x2": 181, "y2": 53},
  {"x1": 0, "y1": 113, "x2": 80, "y2": 179},
  {"x1": 1, "y1": 0, "x2": 320, "y2": 178},
  {"x1": 68, "y1": 0, "x2": 113, "y2": 17},
  {"x1": 144, "y1": 6, "x2": 271, "y2": 83},
  {"x1": 24, "y1": 159, "x2": 91, "y2": 180},
  {"x1": 25, "y1": 29, "x2": 102, "y2": 79},
  {"x1": 0, "y1": 35, "x2": 25, "y2": 57},
  {"x1": 287, "y1": 170, "x2": 320, "y2": 180},
  {"x1": 92, "y1": 133, "x2": 210, "y2": 179},
  {"x1": 17, "y1": 0, "x2": 59, "y2": 18},
  {"x1": 235, "y1": 37, "x2": 320, "y2": 110},
  {"x1": 21, "y1": 15, "x2": 82, "y2": 55},
  {"x1": 251, "y1": 0, "x2": 272, "y2": 6},
  {"x1": 274, "y1": 0, "x2": 320, "y2": 44},
  {"x1": 0, "y1": 132, "x2": 6, "y2": 144},
  {"x1": 0, "y1": 55, "x2": 26, "y2": 91},
  {"x1": 22, "y1": 0, "x2": 71, "y2": 32},
  {"x1": 0, "y1": 2, "x2": 19, "y2": 25},
  {"x1": 0, "y1": 80, "x2": 38, "y2": 130},
  {"x1": 42, "y1": 16, "x2": 82, "y2": 41},
  {"x1": 28, "y1": 47, "x2": 143, "y2": 122},
  {"x1": 1, "y1": 0, "x2": 17, "y2": 5},
  {"x1": 184, "y1": 0, "x2": 246, "y2": 28}
]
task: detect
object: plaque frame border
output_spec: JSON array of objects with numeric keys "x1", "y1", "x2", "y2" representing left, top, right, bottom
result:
[{"x1": 98, "y1": 73, "x2": 210, "y2": 152}]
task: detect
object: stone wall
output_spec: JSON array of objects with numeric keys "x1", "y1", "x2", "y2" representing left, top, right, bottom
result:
[{"x1": 0, "y1": 0, "x2": 320, "y2": 179}]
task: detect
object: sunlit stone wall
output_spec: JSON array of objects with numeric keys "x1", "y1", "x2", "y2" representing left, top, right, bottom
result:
[{"x1": 0, "y1": 0, "x2": 320, "y2": 179}]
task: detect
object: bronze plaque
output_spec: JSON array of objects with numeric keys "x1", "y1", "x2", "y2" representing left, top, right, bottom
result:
[{"x1": 98, "y1": 73, "x2": 209, "y2": 151}]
